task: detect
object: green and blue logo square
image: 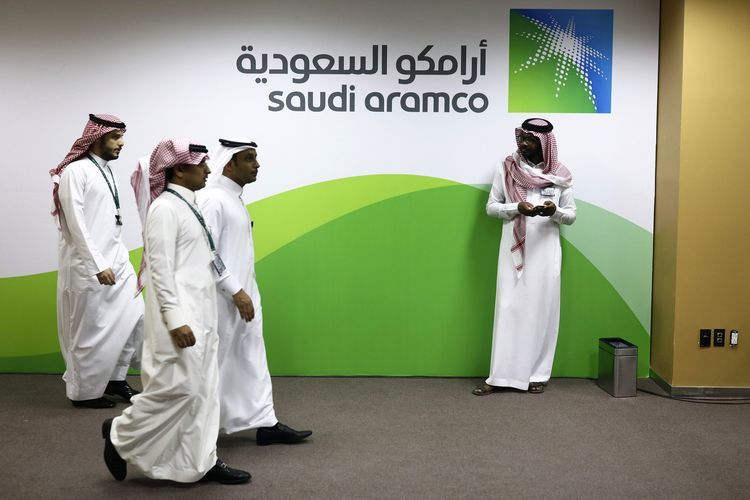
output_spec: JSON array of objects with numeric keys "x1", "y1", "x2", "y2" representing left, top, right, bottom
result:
[{"x1": 509, "y1": 9, "x2": 613, "y2": 113}]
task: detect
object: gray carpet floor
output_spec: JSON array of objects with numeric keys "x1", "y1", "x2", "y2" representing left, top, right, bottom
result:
[{"x1": 0, "y1": 375, "x2": 749, "y2": 499}]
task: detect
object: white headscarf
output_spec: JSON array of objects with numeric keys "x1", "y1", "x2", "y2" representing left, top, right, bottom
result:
[{"x1": 207, "y1": 137, "x2": 258, "y2": 185}]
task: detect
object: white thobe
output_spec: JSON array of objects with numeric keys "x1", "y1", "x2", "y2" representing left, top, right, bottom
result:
[
  {"x1": 198, "y1": 175, "x2": 277, "y2": 434},
  {"x1": 111, "y1": 183, "x2": 219, "y2": 482},
  {"x1": 485, "y1": 155, "x2": 576, "y2": 390},
  {"x1": 56, "y1": 154, "x2": 143, "y2": 400}
]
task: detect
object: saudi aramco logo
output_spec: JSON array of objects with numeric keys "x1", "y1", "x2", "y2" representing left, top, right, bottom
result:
[{"x1": 508, "y1": 9, "x2": 613, "y2": 113}]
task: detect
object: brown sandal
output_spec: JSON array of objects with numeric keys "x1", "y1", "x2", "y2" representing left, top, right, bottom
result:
[
  {"x1": 528, "y1": 382, "x2": 545, "y2": 394},
  {"x1": 472, "y1": 383, "x2": 501, "y2": 396}
]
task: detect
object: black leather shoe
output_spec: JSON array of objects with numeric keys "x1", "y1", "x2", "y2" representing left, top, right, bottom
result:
[
  {"x1": 102, "y1": 418, "x2": 127, "y2": 481},
  {"x1": 256, "y1": 422, "x2": 312, "y2": 446},
  {"x1": 200, "y1": 459, "x2": 251, "y2": 484},
  {"x1": 104, "y1": 380, "x2": 140, "y2": 403},
  {"x1": 70, "y1": 397, "x2": 116, "y2": 409}
]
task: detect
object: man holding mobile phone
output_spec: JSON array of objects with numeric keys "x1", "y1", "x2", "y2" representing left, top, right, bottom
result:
[{"x1": 474, "y1": 118, "x2": 576, "y2": 396}]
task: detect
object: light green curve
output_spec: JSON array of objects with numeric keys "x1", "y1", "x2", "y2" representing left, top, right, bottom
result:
[
  {"x1": 560, "y1": 201, "x2": 653, "y2": 332},
  {"x1": 251, "y1": 174, "x2": 457, "y2": 262}
]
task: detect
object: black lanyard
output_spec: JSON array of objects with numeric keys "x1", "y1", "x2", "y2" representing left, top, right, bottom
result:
[
  {"x1": 87, "y1": 154, "x2": 122, "y2": 225},
  {"x1": 165, "y1": 188, "x2": 216, "y2": 252}
]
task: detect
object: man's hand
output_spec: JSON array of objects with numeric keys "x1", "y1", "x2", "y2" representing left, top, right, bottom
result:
[
  {"x1": 518, "y1": 201, "x2": 538, "y2": 217},
  {"x1": 233, "y1": 289, "x2": 255, "y2": 322},
  {"x1": 96, "y1": 268, "x2": 116, "y2": 286},
  {"x1": 169, "y1": 325, "x2": 196, "y2": 348},
  {"x1": 537, "y1": 201, "x2": 557, "y2": 217}
]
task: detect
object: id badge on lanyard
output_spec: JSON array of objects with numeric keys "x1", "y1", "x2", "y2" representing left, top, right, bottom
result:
[
  {"x1": 165, "y1": 187, "x2": 227, "y2": 277},
  {"x1": 211, "y1": 252, "x2": 226, "y2": 276},
  {"x1": 87, "y1": 155, "x2": 123, "y2": 227}
]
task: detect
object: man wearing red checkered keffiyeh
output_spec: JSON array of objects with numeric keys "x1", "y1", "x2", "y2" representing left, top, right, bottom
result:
[
  {"x1": 50, "y1": 114, "x2": 126, "y2": 226},
  {"x1": 52, "y1": 114, "x2": 144, "y2": 409},
  {"x1": 474, "y1": 118, "x2": 577, "y2": 397},
  {"x1": 105, "y1": 139, "x2": 251, "y2": 485}
]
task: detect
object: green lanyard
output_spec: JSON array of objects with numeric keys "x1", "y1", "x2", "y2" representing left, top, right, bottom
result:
[
  {"x1": 87, "y1": 154, "x2": 122, "y2": 225},
  {"x1": 164, "y1": 188, "x2": 216, "y2": 252}
]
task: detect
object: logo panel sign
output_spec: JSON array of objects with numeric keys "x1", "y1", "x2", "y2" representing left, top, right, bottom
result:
[{"x1": 508, "y1": 9, "x2": 613, "y2": 113}]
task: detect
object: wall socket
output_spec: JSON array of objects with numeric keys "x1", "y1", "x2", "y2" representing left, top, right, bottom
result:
[
  {"x1": 730, "y1": 330, "x2": 739, "y2": 347},
  {"x1": 714, "y1": 329, "x2": 726, "y2": 347},
  {"x1": 700, "y1": 329, "x2": 711, "y2": 347}
]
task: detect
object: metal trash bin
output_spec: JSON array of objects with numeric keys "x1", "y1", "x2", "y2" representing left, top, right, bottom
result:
[{"x1": 597, "y1": 338, "x2": 637, "y2": 398}]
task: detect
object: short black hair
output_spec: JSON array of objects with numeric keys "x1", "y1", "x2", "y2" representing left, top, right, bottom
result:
[{"x1": 165, "y1": 167, "x2": 176, "y2": 182}]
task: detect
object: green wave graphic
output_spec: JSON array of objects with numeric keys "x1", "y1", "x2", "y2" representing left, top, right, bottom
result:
[
  {"x1": 0, "y1": 270, "x2": 59, "y2": 356},
  {"x1": 257, "y1": 182, "x2": 649, "y2": 376},
  {"x1": 468, "y1": 185, "x2": 653, "y2": 333},
  {"x1": 0, "y1": 251, "x2": 143, "y2": 358},
  {"x1": 0, "y1": 176, "x2": 452, "y2": 359},
  {"x1": 561, "y1": 201, "x2": 653, "y2": 332},
  {"x1": 557, "y1": 239, "x2": 650, "y2": 377},
  {"x1": 0, "y1": 175, "x2": 650, "y2": 377}
]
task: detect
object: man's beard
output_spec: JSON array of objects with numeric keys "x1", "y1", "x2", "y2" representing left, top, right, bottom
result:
[{"x1": 100, "y1": 149, "x2": 119, "y2": 161}]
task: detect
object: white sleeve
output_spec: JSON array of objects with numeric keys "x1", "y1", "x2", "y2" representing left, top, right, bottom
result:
[
  {"x1": 58, "y1": 167, "x2": 108, "y2": 275},
  {"x1": 199, "y1": 195, "x2": 243, "y2": 299},
  {"x1": 550, "y1": 185, "x2": 577, "y2": 225},
  {"x1": 145, "y1": 203, "x2": 186, "y2": 331},
  {"x1": 486, "y1": 162, "x2": 519, "y2": 221}
]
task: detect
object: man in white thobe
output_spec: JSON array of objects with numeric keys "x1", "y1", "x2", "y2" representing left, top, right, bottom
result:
[
  {"x1": 474, "y1": 118, "x2": 576, "y2": 396},
  {"x1": 102, "y1": 139, "x2": 250, "y2": 485},
  {"x1": 50, "y1": 114, "x2": 143, "y2": 408},
  {"x1": 198, "y1": 138, "x2": 311, "y2": 445}
]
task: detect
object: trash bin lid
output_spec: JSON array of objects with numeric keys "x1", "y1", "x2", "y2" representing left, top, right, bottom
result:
[{"x1": 598, "y1": 337, "x2": 638, "y2": 355}]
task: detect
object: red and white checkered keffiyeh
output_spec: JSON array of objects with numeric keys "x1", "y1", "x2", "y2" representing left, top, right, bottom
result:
[
  {"x1": 49, "y1": 114, "x2": 125, "y2": 228},
  {"x1": 131, "y1": 139, "x2": 209, "y2": 291},
  {"x1": 502, "y1": 118, "x2": 572, "y2": 275}
]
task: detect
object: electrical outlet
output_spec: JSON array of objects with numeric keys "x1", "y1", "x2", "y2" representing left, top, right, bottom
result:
[
  {"x1": 714, "y1": 329, "x2": 725, "y2": 347},
  {"x1": 700, "y1": 329, "x2": 711, "y2": 347},
  {"x1": 730, "y1": 330, "x2": 739, "y2": 347}
]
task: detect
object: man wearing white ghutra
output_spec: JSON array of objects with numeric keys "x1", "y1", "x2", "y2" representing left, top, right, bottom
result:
[{"x1": 198, "y1": 138, "x2": 312, "y2": 445}]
